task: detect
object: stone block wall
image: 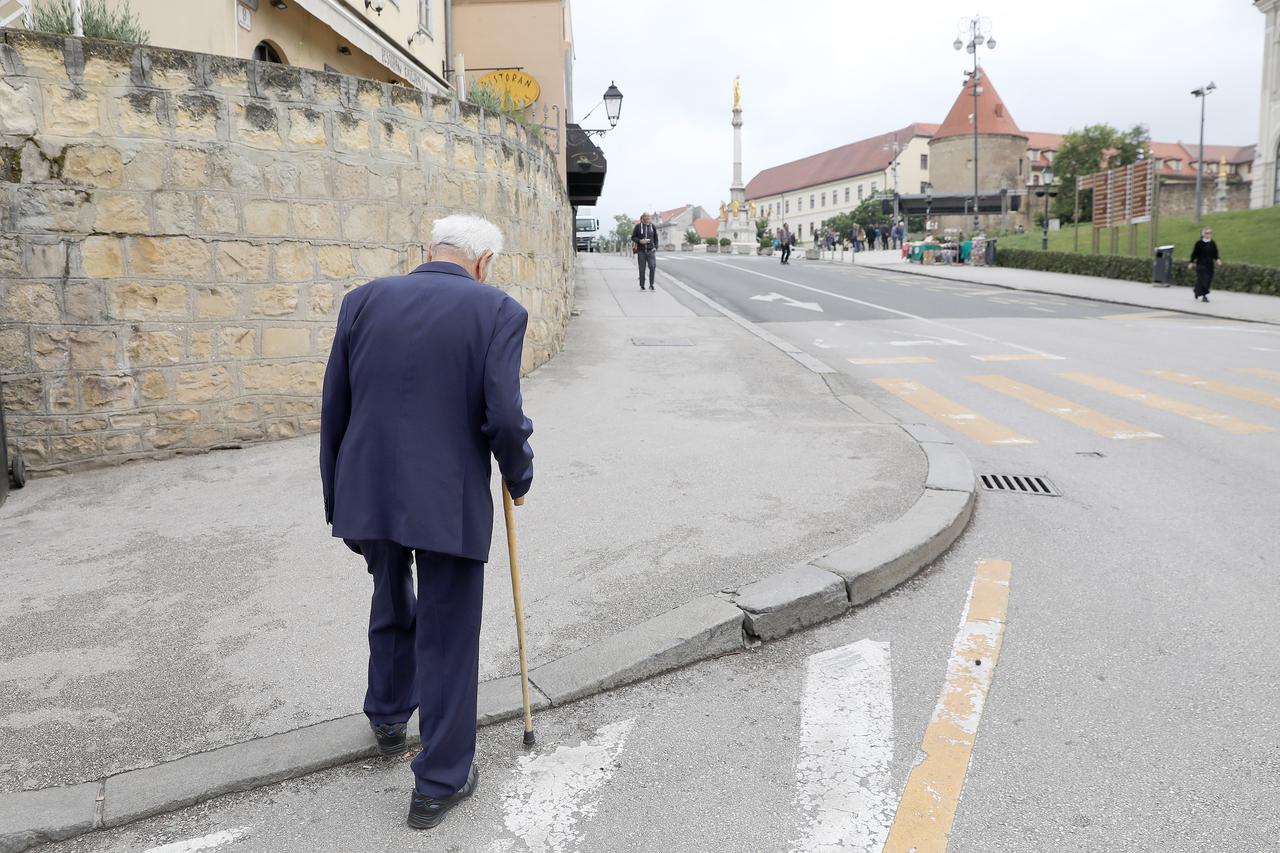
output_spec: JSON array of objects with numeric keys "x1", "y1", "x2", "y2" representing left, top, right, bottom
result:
[
  {"x1": 1156, "y1": 180, "x2": 1251, "y2": 219},
  {"x1": 0, "y1": 30, "x2": 574, "y2": 476}
]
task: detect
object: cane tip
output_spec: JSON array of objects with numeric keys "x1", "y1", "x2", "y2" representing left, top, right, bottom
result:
[{"x1": 522, "y1": 730, "x2": 536, "y2": 747}]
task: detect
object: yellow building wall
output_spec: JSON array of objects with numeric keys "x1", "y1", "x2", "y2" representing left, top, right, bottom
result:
[
  {"x1": 453, "y1": 0, "x2": 570, "y2": 177},
  {"x1": 99, "y1": 0, "x2": 446, "y2": 90}
]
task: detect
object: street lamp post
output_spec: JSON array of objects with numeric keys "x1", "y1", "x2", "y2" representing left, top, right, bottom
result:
[
  {"x1": 1035, "y1": 167, "x2": 1058, "y2": 251},
  {"x1": 925, "y1": 182, "x2": 933, "y2": 236},
  {"x1": 1191, "y1": 81, "x2": 1216, "y2": 223},
  {"x1": 884, "y1": 136, "x2": 901, "y2": 231},
  {"x1": 954, "y1": 15, "x2": 996, "y2": 236}
]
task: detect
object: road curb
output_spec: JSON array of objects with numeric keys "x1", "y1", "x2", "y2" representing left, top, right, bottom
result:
[
  {"x1": 2, "y1": 266, "x2": 976, "y2": 853},
  {"x1": 830, "y1": 256, "x2": 1277, "y2": 326}
]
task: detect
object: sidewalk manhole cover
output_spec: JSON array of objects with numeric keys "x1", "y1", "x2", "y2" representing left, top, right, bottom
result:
[
  {"x1": 631, "y1": 336, "x2": 694, "y2": 346},
  {"x1": 979, "y1": 474, "x2": 1061, "y2": 496}
]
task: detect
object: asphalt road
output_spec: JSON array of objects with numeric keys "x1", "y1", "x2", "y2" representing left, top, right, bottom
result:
[{"x1": 43, "y1": 256, "x2": 1280, "y2": 852}]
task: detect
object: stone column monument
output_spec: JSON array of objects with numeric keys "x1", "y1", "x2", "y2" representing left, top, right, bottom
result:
[{"x1": 718, "y1": 77, "x2": 758, "y2": 254}]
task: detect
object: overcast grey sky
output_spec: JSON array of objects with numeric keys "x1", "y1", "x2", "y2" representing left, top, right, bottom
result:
[{"x1": 570, "y1": 0, "x2": 1264, "y2": 225}]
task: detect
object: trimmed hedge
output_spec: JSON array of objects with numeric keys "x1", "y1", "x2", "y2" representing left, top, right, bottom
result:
[{"x1": 994, "y1": 248, "x2": 1280, "y2": 296}]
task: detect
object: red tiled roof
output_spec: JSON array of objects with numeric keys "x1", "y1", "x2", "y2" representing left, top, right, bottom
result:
[
  {"x1": 1023, "y1": 131, "x2": 1064, "y2": 155},
  {"x1": 933, "y1": 67, "x2": 1023, "y2": 140},
  {"x1": 657, "y1": 205, "x2": 690, "y2": 223},
  {"x1": 692, "y1": 217, "x2": 719, "y2": 239},
  {"x1": 744, "y1": 123, "x2": 938, "y2": 200},
  {"x1": 1196, "y1": 144, "x2": 1255, "y2": 165}
]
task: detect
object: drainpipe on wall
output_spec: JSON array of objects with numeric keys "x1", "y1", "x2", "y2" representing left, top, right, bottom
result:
[{"x1": 444, "y1": 0, "x2": 453, "y2": 90}]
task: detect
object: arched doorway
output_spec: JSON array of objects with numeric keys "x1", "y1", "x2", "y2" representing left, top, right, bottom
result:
[{"x1": 253, "y1": 41, "x2": 286, "y2": 64}]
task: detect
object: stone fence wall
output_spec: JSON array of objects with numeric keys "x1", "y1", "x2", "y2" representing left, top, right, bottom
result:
[{"x1": 0, "y1": 30, "x2": 574, "y2": 476}]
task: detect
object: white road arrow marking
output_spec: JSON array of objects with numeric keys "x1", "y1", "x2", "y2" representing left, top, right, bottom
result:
[
  {"x1": 144, "y1": 828, "x2": 251, "y2": 853},
  {"x1": 751, "y1": 292, "x2": 825, "y2": 312},
  {"x1": 790, "y1": 639, "x2": 895, "y2": 853},
  {"x1": 494, "y1": 719, "x2": 636, "y2": 853}
]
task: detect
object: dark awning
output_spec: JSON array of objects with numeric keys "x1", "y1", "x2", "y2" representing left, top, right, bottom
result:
[
  {"x1": 884, "y1": 190, "x2": 1021, "y2": 216},
  {"x1": 565, "y1": 123, "x2": 607, "y2": 207}
]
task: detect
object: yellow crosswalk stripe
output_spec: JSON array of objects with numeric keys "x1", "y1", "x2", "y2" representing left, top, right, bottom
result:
[
  {"x1": 849, "y1": 356, "x2": 936, "y2": 365},
  {"x1": 970, "y1": 376, "x2": 1161, "y2": 439},
  {"x1": 884, "y1": 559, "x2": 1012, "y2": 853},
  {"x1": 970, "y1": 353, "x2": 1057, "y2": 362},
  {"x1": 1146, "y1": 371, "x2": 1280, "y2": 412},
  {"x1": 1059, "y1": 373, "x2": 1274, "y2": 435},
  {"x1": 873, "y1": 378, "x2": 1035, "y2": 445},
  {"x1": 1234, "y1": 367, "x2": 1280, "y2": 384}
]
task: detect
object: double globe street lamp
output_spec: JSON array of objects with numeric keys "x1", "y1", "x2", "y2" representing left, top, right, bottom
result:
[{"x1": 954, "y1": 15, "x2": 996, "y2": 236}]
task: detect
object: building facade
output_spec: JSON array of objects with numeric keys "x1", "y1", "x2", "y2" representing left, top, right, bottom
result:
[
  {"x1": 1253, "y1": 0, "x2": 1280, "y2": 207},
  {"x1": 745, "y1": 124, "x2": 935, "y2": 245},
  {"x1": 1, "y1": 0, "x2": 452, "y2": 93},
  {"x1": 747, "y1": 66, "x2": 1256, "y2": 243},
  {"x1": 652, "y1": 204, "x2": 710, "y2": 250}
]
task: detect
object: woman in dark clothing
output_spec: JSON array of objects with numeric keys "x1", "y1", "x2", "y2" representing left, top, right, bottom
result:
[{"x1": 1188, "y1": 227, "x2": 1221, "y2": 303}]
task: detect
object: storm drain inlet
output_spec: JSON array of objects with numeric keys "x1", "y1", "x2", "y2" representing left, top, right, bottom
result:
[{"x1": 979, "y1": 474, "x2": 1060, "y2": 496}]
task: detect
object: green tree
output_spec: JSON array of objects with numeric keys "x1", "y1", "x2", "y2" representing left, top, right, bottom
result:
[
  {"x1": 755, "y1": 218, "x2": 770, "y2": 240},
  {"x1": 684, "y1": 228, "x2": 700, "y2": 245},
  {"x1": 826, "y1": 195, "x2": 923, "y2": 238},
  {"x1": 32, "y1": 0, "x2": 149, "y2": 43},
  {"x1": 613, "y1": 214, "x2": 635, "y2": 245},
  {"x1": 1050, "y1": 123, "x2": 1150, "y2": 222}
]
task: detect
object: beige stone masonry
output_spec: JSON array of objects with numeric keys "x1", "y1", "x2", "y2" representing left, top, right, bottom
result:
[{"x1": 1, "y1": 29, "x2": 573, "y2": 476}]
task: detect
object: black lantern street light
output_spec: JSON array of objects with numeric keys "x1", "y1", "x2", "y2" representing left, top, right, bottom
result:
[
  {"x1": 954, "y1": 14, "x2": 996, "y2": 236},
  {"x1": 581, "y1": 82, "x2": 624, "y2": 137},
  {"x1": 1035, "y1": 167, "x2": 1058, "y2": 251}
]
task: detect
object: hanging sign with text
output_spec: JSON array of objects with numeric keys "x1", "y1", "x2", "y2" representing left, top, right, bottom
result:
[{"x1": 475, "y1": 69, "x2": 542, "y2": 108}]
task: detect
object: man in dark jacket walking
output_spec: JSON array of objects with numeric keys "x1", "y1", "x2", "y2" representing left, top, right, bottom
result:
[
  {"x1": 1188, "y1": 227, "x2": 1221, "y2": 302},
  {"x1": 632, "y1": 212, "x2": 658, "y2": 290},
  {"x1": 780, "y1": 223, "x2": 792, "y2": 264},
  {"x1": 320, "y1": 214, "x2": 534, "y2": 830}
]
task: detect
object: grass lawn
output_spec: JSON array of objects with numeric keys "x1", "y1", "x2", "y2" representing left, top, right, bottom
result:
[{"x1": 997, "y1": 206, "x2": 1280, "y2": 268}]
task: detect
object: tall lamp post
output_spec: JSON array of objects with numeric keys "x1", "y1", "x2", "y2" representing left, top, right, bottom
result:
[
  {"x1": 884, "y1": 136, "x2": 902, "y2": 230},
  {"x1": 924, "y1": 182, "x2": 933, "y2": 236},
  {"x1": 1191, "y1": 81, "x2": 1216, "y2": 223},
  {"x1": 954, "y1": 15, "x2": 996, "y2": 236},
  {"x1": 1035, "y1": 167, "x2": 1058, "y2": 251}
]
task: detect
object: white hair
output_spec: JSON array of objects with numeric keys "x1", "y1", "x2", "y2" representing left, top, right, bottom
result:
[{"x1": 430, "y1": 215, "x2": 504, "y2": 260}]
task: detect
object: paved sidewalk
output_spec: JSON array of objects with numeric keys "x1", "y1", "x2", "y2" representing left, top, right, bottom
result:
[
  {"x1": 0, "y1": 254, "x2": 927, "y2": 799},
  {"x1": 820, "y1": 248, "x2": 1280, "y2": 325}
]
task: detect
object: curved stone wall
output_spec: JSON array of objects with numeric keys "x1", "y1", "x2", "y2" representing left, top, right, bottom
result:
[
  {"x1": 927, "y1": 133, "x2": 1029, "y2": 230},
  {"x1": 0, "y1": 30, "x2": 574, "y2": 476}
]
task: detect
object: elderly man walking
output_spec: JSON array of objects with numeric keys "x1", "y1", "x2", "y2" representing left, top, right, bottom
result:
[
  {"x1": 632, "y1": 211, "x2": 658, "y2": 290},
  {"x1": 320, "y1": 214, "x2": 535, "y2": 830}
]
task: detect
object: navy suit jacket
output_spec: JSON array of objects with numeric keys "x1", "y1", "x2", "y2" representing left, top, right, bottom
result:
[{"x1": 319, "y1": 261, "x2": 534, "y2": 563}]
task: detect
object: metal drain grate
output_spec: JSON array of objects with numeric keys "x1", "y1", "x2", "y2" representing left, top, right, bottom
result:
[{"x1": 979, "y1": 474, "x2": 1061, "y2": 496}]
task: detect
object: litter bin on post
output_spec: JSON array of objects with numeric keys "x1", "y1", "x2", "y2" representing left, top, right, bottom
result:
[
  {"x1": 1152, "y1": 245, "x2": 1175, "y2": 286},
  {"x1": 984, "y1": 238, "x2": 998, "y2": 267}
]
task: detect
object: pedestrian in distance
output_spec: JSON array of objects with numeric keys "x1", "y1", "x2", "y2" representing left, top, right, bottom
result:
[
  {"x1": 881, "y1": 225, "x2": 891, "y2": 251},
  {"x1": 320, "y1": 214, "x2": 535, "y2": 831},
  {"x1": 632, "y1": 212, "x2": 658, "y2": 291},
  {"x1": 1188, "y1": 227, "x2": 1221, "y2": 303},
  {"x1": 780, "y1": 223, "x2": 793, "y2": 264},
  {"x1": 856, "y1": 224, "x2": 866, "y2": 252}
]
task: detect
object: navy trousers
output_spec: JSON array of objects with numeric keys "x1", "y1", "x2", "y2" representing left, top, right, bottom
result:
[{"x1": 353, "y1": 539, "x2": 484, "y2": 798}]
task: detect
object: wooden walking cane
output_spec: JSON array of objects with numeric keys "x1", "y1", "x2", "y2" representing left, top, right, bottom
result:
[{"x1": 501, "y1": 482, "x2": 536, "y2": 746}]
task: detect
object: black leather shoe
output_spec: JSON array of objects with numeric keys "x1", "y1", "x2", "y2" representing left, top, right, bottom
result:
[
  {"x1": 407, "y1": 765, "x2": 479, "y2": 830},
  {"x1": 370, "y1": 722, "x2": 407, "y2": 757}
]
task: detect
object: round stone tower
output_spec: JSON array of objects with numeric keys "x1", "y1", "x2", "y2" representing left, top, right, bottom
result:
[{"x1": 927, "y1": 67, "x2": 1027, "y2": 234}]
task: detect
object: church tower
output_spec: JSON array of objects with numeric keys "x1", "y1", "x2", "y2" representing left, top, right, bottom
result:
[{"x1": 927, "y1": 67, "x2": 1028, "y2": 232}]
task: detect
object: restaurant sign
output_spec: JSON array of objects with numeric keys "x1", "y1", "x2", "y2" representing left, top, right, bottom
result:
[{"x1": 476, "y1": 69, "x2": 541, "y2": 108}]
